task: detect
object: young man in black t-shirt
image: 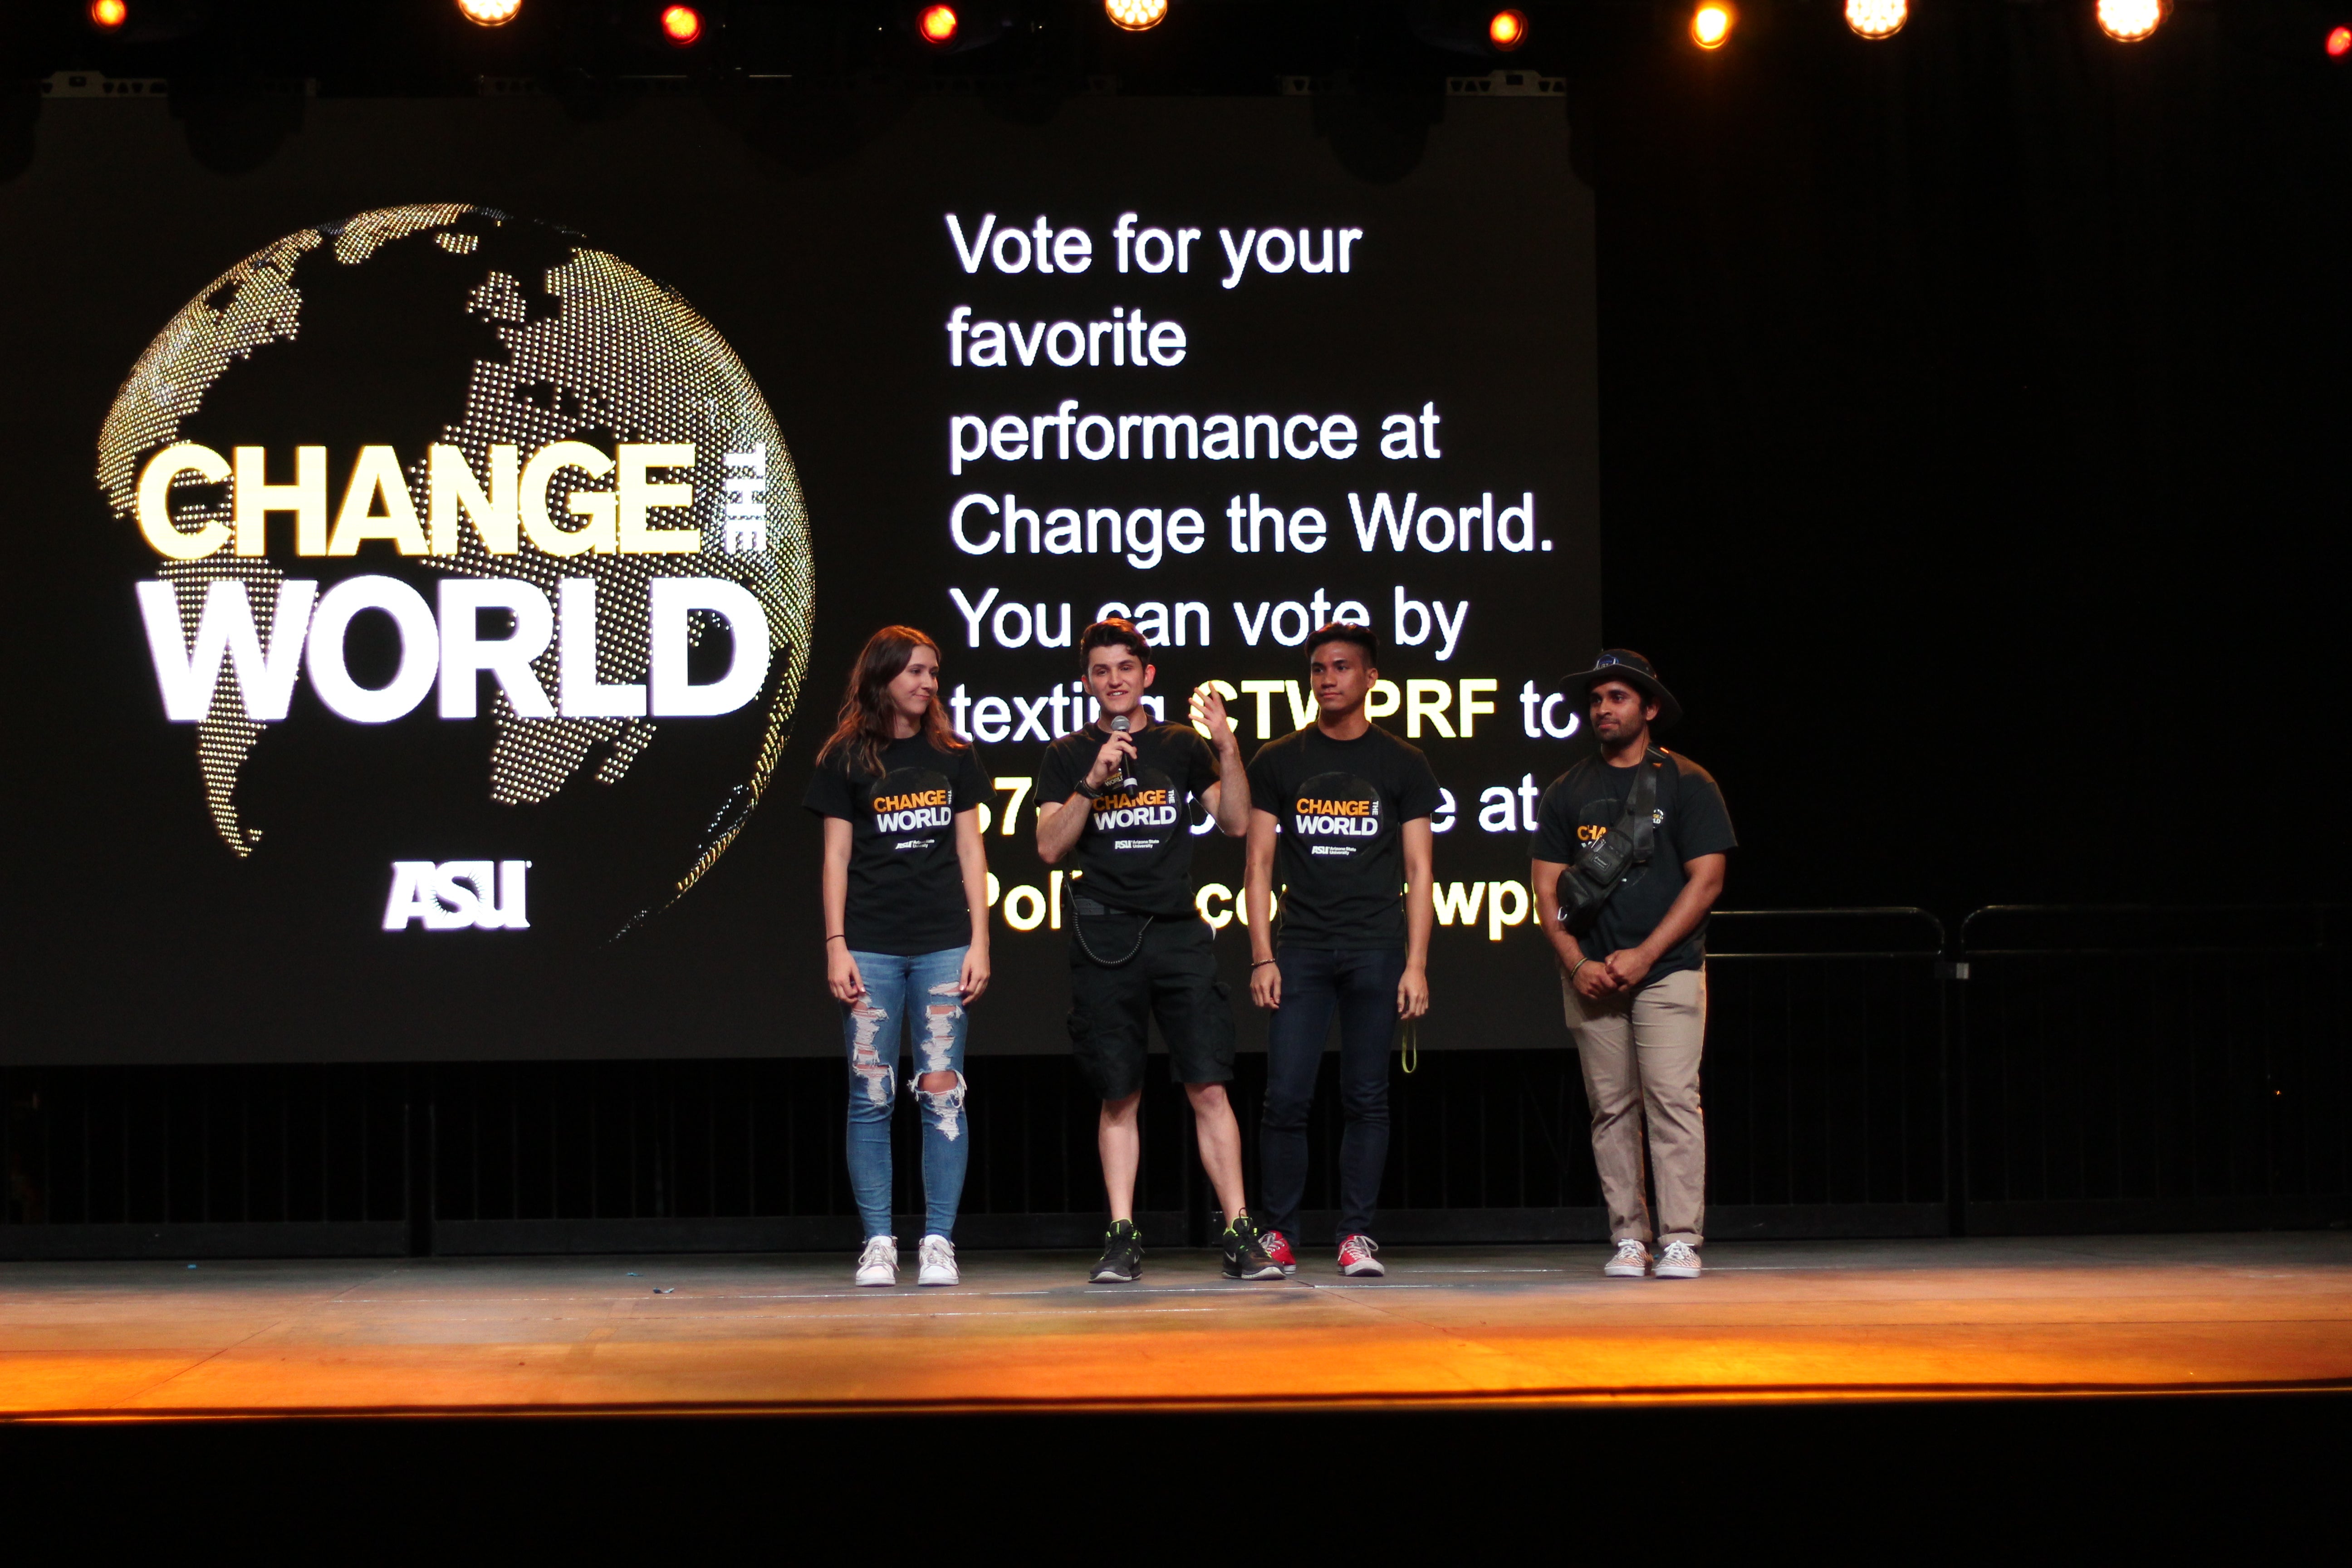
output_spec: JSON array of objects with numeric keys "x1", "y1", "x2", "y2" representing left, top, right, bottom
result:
[
  {"x1": 1036, "y1": 619, "x2": 1282, "y2": 1284},
  {"x1": 1244, "y1": 623, "x2": 1439, "y2": 1278},
  {"x1": 1530, "y1": 650, "x2": 1735, "y2": 1282}
]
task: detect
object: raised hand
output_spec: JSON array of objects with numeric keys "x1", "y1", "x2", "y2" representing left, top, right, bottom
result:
[{"x1": 1190, "y1": 683, "x2": 1238, "y2": 753}]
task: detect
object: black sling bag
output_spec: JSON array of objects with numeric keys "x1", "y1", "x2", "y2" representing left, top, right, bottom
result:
[{"x1": 1553, "y1": 754, "x2": 1663, "y2": 937}]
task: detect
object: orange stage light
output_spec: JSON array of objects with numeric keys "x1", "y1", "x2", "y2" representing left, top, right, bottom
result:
[
  {"x1": 919, "y1": 4, "x2": 959, "y2": 45},
  {"x1": 2328, "y1": 24, "x2": 2351, "y2": 58},
  {"x1": 2096, "y1": 0, "x2": 2165, "y2": 42},
  {"x1": 1692, "y1": 3, "x2": 1735, "y2": 49},
  {"x1": 1105, "y1": 0, "x2": 1168, "y2": 31},
  {"x1": 88, "y1": 0, "x2": 128, "y2": 30},
  {"x1": 455, "y1": 0, "x2": 524, "y2": 27},
  {"x1": 661, "y1": 4, "x2": 702, "y2": 44},
  {"x1": 1845, "y1": 0, "x2": 1906, "y2": 39},
  {"x1": 1489, "y1": 9, "x2": 1529, "y2": 51}
]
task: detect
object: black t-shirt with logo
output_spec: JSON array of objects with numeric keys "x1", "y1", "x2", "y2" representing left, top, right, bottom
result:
[
  {"x1": 802, "y1": 734, "x2": 990, "y2": 956},
  {"x1": 1245, "y1": 724, "x2": 1442, "y2": 951},
  {"x1": 1036, "y1": 719, "x2": 1222, "y2": 918},
  {"x1": 1529, "y1": 748, "x2": 1737, "y2": 982}
]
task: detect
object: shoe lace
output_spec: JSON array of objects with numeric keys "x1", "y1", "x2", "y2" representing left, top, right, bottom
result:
[
  {"x1": 860, "y1": 1237, "x2": 895, "y2": 1267},
  {"x1": 1342, "y1": 1235, "x2": 1378, "y2": 1259},
  {"x1": 922, "y1": 1236, "x2": 953, "y2": 1261},
  {"x1": 1661, "y1": 1241, "x2": 1695, "y2": 1262},
  {"x1": 1615, "y1": 1240, "x2": 1647, "y2": 1259}
]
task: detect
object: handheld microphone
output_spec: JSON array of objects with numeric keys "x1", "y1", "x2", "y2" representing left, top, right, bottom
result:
[{"x1": 1107, "y1": 713, "x2": 1138, "y2": 791}]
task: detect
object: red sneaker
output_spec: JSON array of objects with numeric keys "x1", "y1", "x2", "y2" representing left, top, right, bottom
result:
[
  {"x1": 1261, "y1": 1229, "x2": 1298, "y2": 1276},
  {"x1": 1336, "y1": 1234, "x2": 1385, "y2": 1277}
]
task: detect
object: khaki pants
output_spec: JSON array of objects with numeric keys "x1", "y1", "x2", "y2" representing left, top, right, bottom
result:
[{"x1": 1562, "y1": 966, "x2": 1707, "y2": 1248}]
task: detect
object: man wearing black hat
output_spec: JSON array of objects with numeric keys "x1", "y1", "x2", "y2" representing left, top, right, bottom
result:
[{"x1": 1529, "y1": 651, "x2": 1735, "y2": 1281}]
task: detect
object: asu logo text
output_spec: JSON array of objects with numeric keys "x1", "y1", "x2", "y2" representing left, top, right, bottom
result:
[{"x1": 384, "y1": 860, "x2": 531, "y2": 932}]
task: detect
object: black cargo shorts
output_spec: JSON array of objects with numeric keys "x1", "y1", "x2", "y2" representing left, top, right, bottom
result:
[{"x1": 1064, "y1": 902, "x2": 1237, "y2": 1102}]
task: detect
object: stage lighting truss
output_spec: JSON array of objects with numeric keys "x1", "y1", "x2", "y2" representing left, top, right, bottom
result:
[
  {"x1": 87, "y1": 0, "x2": 127, "y2": 31},
  {"x1": 1691, "y1": 2, "x2": 1735, "y2": 49},
  {"x1": 1489, "y1": 9, "x2": 1529, "y2": 50},
  {"x1": 1845, "y1": 0, "x2": 1906, "y2": 39},
  {"x1": 2095, "y1": 0, "x2": 2166, "y2": 41},
  {"x1": 456, "y1": 0, "x2": 524, "y2": 27},
  {"x1": 1104, "y1": 0, "x2": 1168, "y2": 31},
  {"x1": 660, "y1": 4, "x2": 702, "y2": 45}
]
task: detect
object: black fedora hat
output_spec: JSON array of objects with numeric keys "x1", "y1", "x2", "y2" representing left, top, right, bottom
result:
[{"x1": 1563, "y1": 649, "x2": 1683, "y2": 731}]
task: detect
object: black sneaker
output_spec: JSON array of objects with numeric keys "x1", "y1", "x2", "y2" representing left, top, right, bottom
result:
[
  {"x1": 1221, "y1": 1213, "x2": 1286, "y2": 1281},
  {"x1": 1090, "y1": 1220, "x2": 1144, "y2": 1283}
]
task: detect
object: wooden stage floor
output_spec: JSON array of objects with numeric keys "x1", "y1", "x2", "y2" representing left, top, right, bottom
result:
[{"x1": 4, "y1": 1233, "x2": 2347, "y2": 1421}]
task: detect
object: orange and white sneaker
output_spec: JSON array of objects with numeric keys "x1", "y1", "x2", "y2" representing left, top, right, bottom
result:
[
  {"x1": 1604, "y1": 1239, "x2": 1651, "y2": 1278},
  {"x1": 1653, "y1": 1240, "x2": 1702, "y2": 1279},
  {"x1": 1336, "y1": 1234, "x2": 1385, "y2": 1277}
]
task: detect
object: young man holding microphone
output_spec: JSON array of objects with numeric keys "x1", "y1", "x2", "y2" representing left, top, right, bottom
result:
[{"x1": 1037, "y1": 618, "x2": 1283, "y2": 1284}]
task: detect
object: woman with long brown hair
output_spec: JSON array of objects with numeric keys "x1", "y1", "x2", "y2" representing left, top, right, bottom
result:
[{"x1": 801, "y1": 627, "x2": 991, "y2": 1287}]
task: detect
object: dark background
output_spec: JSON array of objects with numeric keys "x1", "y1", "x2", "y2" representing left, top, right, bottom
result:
[
  {"x1": 3, "y1": 0, "x2": 2334, "y2": 910},
  {"x1": 1575, "y1": 2, "x2": 2349, "y2": 916},
  {"x1": 0, "y1": 89, "x2": 1597, "y2": 1062},
  {"x1": 1, "y1": 0, "x2": 2346, "y2": 1067}
]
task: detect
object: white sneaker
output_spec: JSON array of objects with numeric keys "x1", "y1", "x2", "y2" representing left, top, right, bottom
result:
[
  {"x1": 1654, "y1": 1240, "x2": 1702, "y2": 1279},
  {"x1": 855, "y1": 1235, "x2": 898, "y2": 1287},
  {"x1": 1604, "y1": 1239, "x2": 1651, "y2": 1278},
  {"x1": 917, "y1": 1235, "x2": 959, "y2": 1287}
]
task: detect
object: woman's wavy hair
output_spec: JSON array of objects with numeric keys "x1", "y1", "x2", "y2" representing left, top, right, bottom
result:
[{"x1": 817, "y1": 626, "x2": 966, "y2": 779}]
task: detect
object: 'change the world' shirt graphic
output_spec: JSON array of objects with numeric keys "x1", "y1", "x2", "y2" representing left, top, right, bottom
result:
[
  {"x1": 1292, "y1": 771, "x2": 1384, "y2": 858},
  {"x1": 871, "y1": 767, "x2": 954, "y2": 852},
  {"x1": 1090, "y1": 766, "x2": 1184, "y2": 853}
]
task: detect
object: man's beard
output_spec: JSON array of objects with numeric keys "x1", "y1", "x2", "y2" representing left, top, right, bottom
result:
[{"x1": 1596, "y1": 717, "x2": 1647, "y2": 750}]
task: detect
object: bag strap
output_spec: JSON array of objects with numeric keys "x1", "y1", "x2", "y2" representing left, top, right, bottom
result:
[{"x1": 1627, "y1": 751, "x2": 1661, "y2": 863}]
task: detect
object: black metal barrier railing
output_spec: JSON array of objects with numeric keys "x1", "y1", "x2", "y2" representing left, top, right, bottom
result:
[
  {"x1": 3, "y1": 906, "x2": 2344, "y2": 1255},
  {"x1": 1956, "y1": 905, "x2": 2349, "y2": 1234},
  {"x1": 0, "y1": 1064, "x2": 413, "y2": 1257},
  {"x1": 1698, "y1": 909, "x2": 1953, "y2": 1237}
]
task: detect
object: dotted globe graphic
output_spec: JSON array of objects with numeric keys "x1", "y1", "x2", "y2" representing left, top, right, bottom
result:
[{"x1": 95, "y1": 205, "x2": 814, "y2": 940}]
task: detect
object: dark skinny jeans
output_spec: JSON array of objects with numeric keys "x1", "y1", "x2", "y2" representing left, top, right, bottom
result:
[{"x1": 1259, "y1": 946, "x2": 1405, "y2": 1246}]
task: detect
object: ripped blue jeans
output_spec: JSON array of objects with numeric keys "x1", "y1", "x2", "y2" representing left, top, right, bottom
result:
[{"x1": 843, "y1": 947, "x2": 970, "y2": 1241}]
